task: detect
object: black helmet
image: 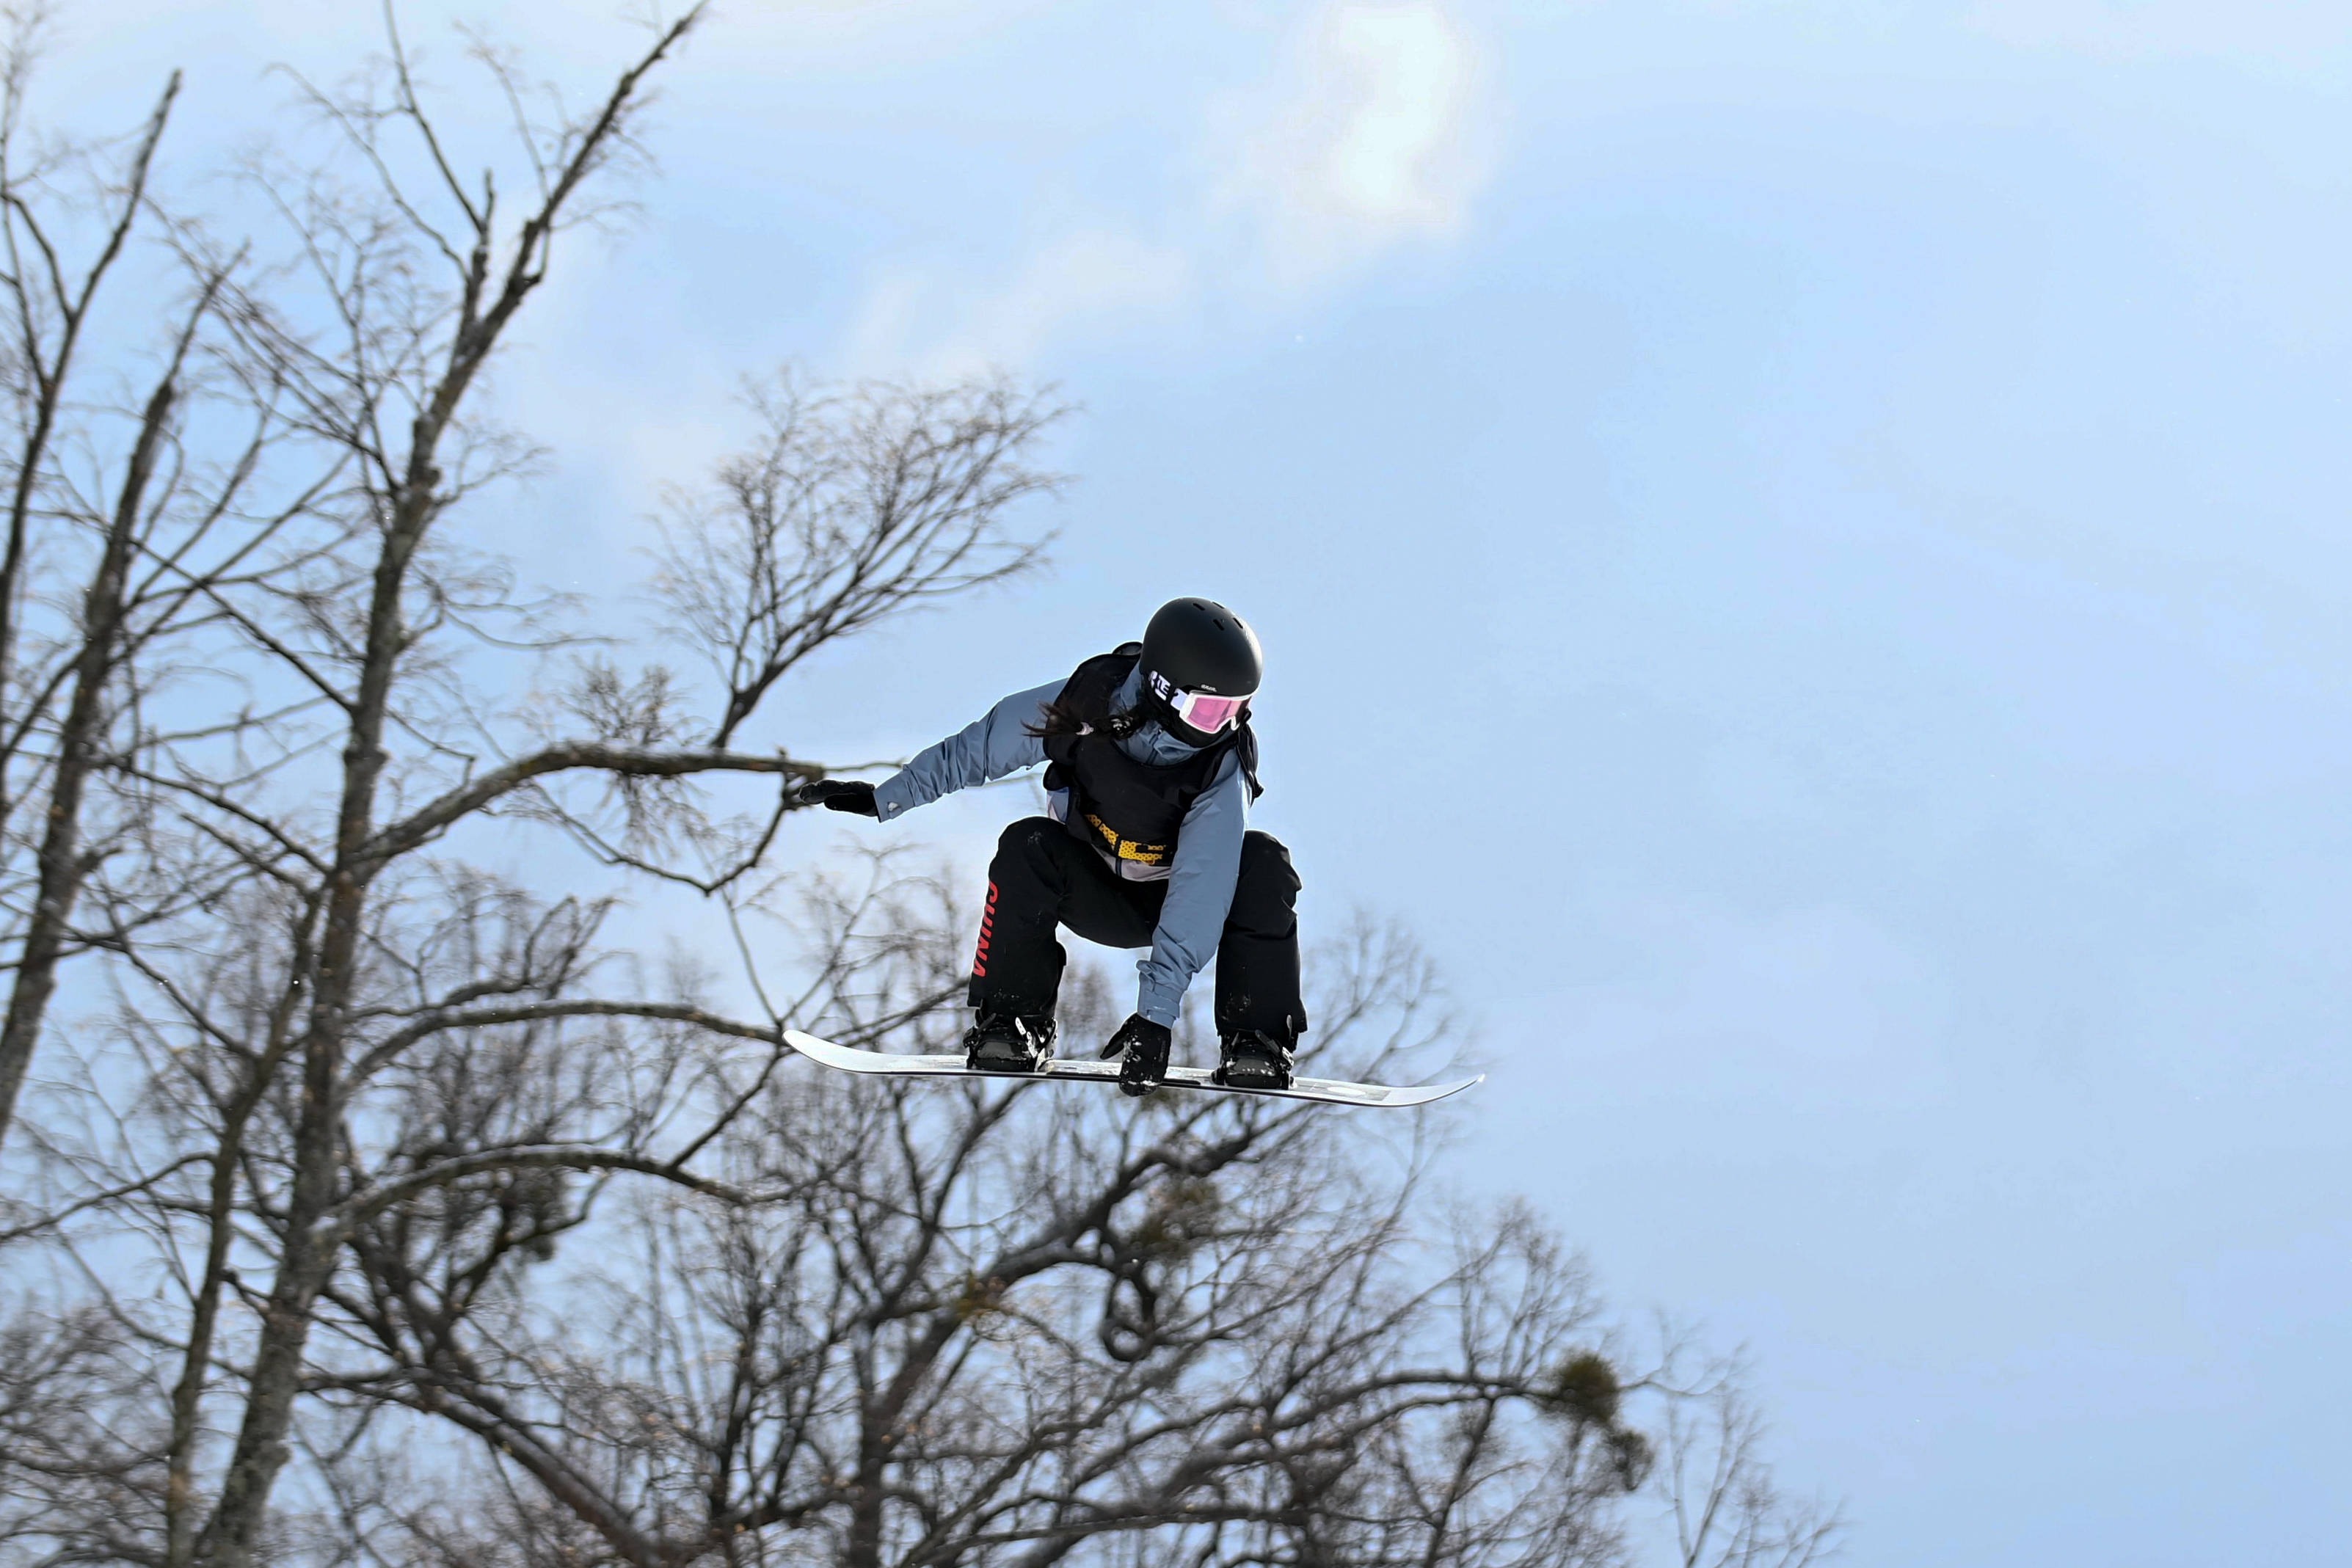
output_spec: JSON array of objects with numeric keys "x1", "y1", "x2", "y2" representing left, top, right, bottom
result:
[{"x1": 1139, "y1": 597, "x2": 1261, "y2": 746}]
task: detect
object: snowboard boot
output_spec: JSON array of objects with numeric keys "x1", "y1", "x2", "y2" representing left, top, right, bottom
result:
[
  {"x1": 1213, "y1": 1028, "x2": 1295, "y2": 1091},
  {"x1": 963, "y1": 1011, "x2": 1056, "y2": 1074}
]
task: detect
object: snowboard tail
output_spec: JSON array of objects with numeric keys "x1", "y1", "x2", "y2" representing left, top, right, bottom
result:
[{"x1": 782, "y1": 1030, "x2": 1479, "y2": 1109}]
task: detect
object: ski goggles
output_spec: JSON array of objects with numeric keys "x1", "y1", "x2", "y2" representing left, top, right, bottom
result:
[{"x1": 1149, "y1": 671, "x2": 1252, "y2": 734}]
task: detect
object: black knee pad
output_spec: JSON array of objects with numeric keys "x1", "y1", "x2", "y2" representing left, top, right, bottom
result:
[
  {"x1": 997, "y1": 817, "x2": 1058, "y2": 854},
  {"x1": 1237, "y1": 831, "x2": 1300, "y2": 902}
]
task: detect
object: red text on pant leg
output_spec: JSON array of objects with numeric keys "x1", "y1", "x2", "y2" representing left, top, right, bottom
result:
[{"x1": 972, "y1": 880, "x2": 997, "y2": 979}]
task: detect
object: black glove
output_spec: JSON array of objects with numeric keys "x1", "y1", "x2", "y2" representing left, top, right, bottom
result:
[
  {"x1": 1102, "y1": 1013, "x2": 1173, "y2": 1098},
  {"x1": 795, "y1": 779, "x2": 878, "y2": 817}
]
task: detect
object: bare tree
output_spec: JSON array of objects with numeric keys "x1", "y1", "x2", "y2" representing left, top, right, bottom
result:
[
  {"x1": 0, "y1": 7, "x2": 1064, "y2": 1565},
  {"x1": 265, "y1": 880, "x2": 1540, "y2": 1566},
  {"x1": 0, "y1": 1, "x2": 299, "y2": 1151},
  {"x1": 1656, "y1": 1364, "x2": 1841, "y2": 1568},
  {"x1": 654, "y1": 373, "x2": 1060, "y2": 753},
  {"x1": 258, "y1": 864, "x2": 1818, "y2": 1568}
]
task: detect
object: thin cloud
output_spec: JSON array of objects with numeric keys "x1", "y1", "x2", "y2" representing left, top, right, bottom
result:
[
  {"x1": 841, "y1": 1, "x2": 1499, "y2": 374},
  {"x1": 1217, "y1": 0, "x2": 1496, "y2": 287},
  {"x1": 851, "y1": 230, "x2": 1195, "y2": 381}
]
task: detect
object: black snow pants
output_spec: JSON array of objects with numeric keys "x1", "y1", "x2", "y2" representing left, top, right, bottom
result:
[{"x1": 968, "y1": 817, "x2": 1306, "y2": 1040}]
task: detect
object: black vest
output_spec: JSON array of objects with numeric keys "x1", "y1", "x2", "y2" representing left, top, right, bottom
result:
[{"x1": 1040, "y1": 643, "x2": 1260, "y2": 871}]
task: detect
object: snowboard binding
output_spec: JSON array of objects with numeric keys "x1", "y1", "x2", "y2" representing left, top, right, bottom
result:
[
  {"x1": 1213, "y1": 1028, "x2": 1295, "y2": 1092},
  {"x1": 963, "y1": 1011, "x2": 1056, "y2": 1074}
]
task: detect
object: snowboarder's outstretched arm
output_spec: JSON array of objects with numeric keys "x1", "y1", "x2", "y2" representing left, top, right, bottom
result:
[
  {"x1": 845, "y1": 679, "x2": 1063, "y2": 820},
  {"x1": 1133, "y1": 751, "x2": 1248, "y2": 1027}
]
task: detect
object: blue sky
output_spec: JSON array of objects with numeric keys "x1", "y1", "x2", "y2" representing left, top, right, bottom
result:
[{"x1": 54, "y1": 1, "x2": 2352, "y2": 1561}]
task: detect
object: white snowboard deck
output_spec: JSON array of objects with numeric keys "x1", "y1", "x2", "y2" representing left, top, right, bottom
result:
[{"x1": 784, "y1": 1030, "x2": 1480, "y2": 1109}]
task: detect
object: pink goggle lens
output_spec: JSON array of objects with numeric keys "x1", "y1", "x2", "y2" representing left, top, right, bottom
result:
[{"x1": 1175, "y1": 690, "x2": 1250, "y2": 734}]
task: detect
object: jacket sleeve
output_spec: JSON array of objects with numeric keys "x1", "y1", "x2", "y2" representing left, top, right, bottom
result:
[
  {"x1": 1134, "y1": 751, "x2": 1248, "y2": 1027},
  {"x1": 870, "y1": 679, "x2": 1060, "y2": 822}
]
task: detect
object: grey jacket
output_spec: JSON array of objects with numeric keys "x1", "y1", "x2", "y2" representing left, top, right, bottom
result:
[{"x1": 871, "y1": 666, "x2": 1249, "y2": 1027}]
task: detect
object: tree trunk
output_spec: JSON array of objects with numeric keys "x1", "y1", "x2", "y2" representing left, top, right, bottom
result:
[
  {"x1": 190, "y1": 475, "x2": 429, "y2": 1567},
  {"x1": 0, "y1": 372, "x2": 174, "y2": 1147}
]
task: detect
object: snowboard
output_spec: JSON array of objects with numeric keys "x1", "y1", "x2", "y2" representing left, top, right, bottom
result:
[{"x1": 782, "y1": 1029, "x2": 1481, "y2": 1109}]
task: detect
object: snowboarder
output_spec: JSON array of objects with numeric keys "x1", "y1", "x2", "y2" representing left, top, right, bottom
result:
[{"x1": 793, "y1": 597, "x2": 1305, "y2": 1096}]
